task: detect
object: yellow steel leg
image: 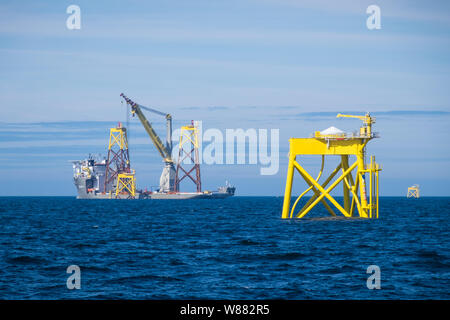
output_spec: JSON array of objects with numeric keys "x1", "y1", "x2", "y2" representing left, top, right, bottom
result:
[
  {"x1": 290, "y1": 155, "x2": 326, "y2": 218},
  {"x1": 342, "y1": 157, "x2": 356, "y2": 217},
  {"x1": 341, "y1": 155, "x2": 350, "y2": 213},
  {"x1": 369, "y1": 157, "x2": 373, "y2": 218},
  {"x1": 357, "y1": 152, "x2": 368, "y2": 218},
  {"x1": 350, "y1": 176, "x2": 362, "y2": 217},
  {"x1": 375, "y1": 170, "x2": 379, "y2": 219},
  {"x1": 343, "y1": 175, "x2": 354, "y2": 216},
  {"x1": 282, "y1": 153, "x2": 296, "y2": 219},
  {"x1": 350, "y1": 195, "x2": 355, "y2": 217}
]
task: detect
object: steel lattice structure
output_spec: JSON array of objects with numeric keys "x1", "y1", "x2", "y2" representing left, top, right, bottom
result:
[
  {"x1": 282, "y1": 113, "x2": 381, "y2": 219},
  {"x1": 104, "y1": 124, "x2": 131, "y2": 193},
  {"x1": 175, "y1": 123, "x2": 201, "y2": 192}
]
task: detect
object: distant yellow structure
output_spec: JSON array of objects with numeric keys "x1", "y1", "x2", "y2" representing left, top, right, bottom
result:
[
  {"x1": 407, "y1": 185, "x2": 420, "y2": 198},
  {"x1": 104, "y1": 124, "x2": 132, "y2": 193},
  {"x1": 116, "y1": 170, "x2": 136, "y2": 199},
  {"x1": 104, "y1": 123, "x2": 136, "y2": 199},
  {"x1": 282, "y1": 113, "x2": 381, "y2": 219}
]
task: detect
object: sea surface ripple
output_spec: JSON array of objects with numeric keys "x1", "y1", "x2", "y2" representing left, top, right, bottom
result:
[{"x1": 0, "y1": 196, "x2": 448, "y2": 299}]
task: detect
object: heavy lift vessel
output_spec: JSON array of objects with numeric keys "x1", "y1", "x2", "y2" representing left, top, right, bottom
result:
[{"x1": 71, "y1": 95, "x2": 235, "y2": 199}]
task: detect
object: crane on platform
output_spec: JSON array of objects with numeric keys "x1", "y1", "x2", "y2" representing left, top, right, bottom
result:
[
  {"x1": 336, "y1": 113, "x2": 375, "y2": 138},
  {"x1": 120, "y1": 93, "x2": 176, "y2": 192},
  {"x1": 282, "y1": 112, "x2": 381, "y2": 219}
]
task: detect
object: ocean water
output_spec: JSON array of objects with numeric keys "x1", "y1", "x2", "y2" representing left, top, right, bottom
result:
[{"x1": 0, "y1": 196, "x2": 448, "y2": 299}]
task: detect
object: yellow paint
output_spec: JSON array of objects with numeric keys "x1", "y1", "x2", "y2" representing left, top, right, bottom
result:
[
  {"x1": 108, "y1": 127, "x2": 128, "y2": 151},
  {"x1": 131, "y1": 103, "x2": 173, "y2": 163},
  {"x1": 116, "y1": 170, "x2": 136, "y2": 198},
  {"x1": 407, "y1": 185, "x2": 420, "y2": 198},
  {"x1": 336, "y1": 112, "x2": 375, "y2": 138},
  {"x1": 282, "y1": 113, "x2": 381, "y2": 219},
  {"x1": 281, "y1": 152, "x2": 296, "y2": 219},
  {"x1": 179, "y1": 125, "x2": 200, "y2": 149}
]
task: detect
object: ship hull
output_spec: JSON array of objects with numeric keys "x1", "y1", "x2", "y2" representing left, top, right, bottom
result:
[
  {"x1": 75, "y1": 192, "x2": 233, "y2": 199},
  {"x1": 75, "y1": 178, "x2": 233, "y2": 199},
  {"x1": 146, "y1": 192, "x2": 233, "y2": 199},
  {"x1": 74, "y1": 162, "x2": 235, "y2": 199},
  {"x1": 74, "y1": 176, "x2": 140, "y2": 199}
]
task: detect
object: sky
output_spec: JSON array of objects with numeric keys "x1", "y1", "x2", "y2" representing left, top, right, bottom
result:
[{"x1": 0, "y1": 0, "x2": 449, "y2": 196}]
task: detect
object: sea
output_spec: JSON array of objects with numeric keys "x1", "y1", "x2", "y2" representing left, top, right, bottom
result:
[{"x1": 0, "y1": 196, "x2": 448, "y2": 299}]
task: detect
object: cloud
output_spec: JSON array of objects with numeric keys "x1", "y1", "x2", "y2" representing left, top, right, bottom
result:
[
  {"x1": 1, "y1": 8, "x2": 449, "y2": 47},
  {"x1": 258, "y1": 0, "x2": 450, "y2": 24},
  {"x1": 295, "y1": 110, "x2": 450, "y2": 119}
]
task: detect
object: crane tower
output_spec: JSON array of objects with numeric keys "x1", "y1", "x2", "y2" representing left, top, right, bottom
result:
[{"x1": 120, "y1": 93, "x2": 176, "y2": 192}]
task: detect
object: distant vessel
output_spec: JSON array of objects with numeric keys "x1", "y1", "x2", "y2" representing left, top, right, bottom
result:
[
  {"x1": 71, "y1": 94, "x2": 236, "y2": 200},
  {"x1": 72, "y1": 155, "x2": 235, "y2": 199},
  {"x1": 140, "y1": 181, "x2": 236, "y2": 199},
  {"x1": 71, "y1": 155, "x2": 109, "y2": 199}
]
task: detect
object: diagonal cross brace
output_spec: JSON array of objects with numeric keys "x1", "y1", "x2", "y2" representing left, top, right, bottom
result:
[
  {"x1": 293, "y1": 160, "x2": 358, "y2": 218},
  {"x1": 293, "y1": 161, "x2": 342, "y2": 218}
]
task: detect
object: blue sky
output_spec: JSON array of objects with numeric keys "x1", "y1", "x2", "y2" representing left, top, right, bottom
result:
[{"x1": 0, "y1": 0, "x2": 449, "y2": 196}]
